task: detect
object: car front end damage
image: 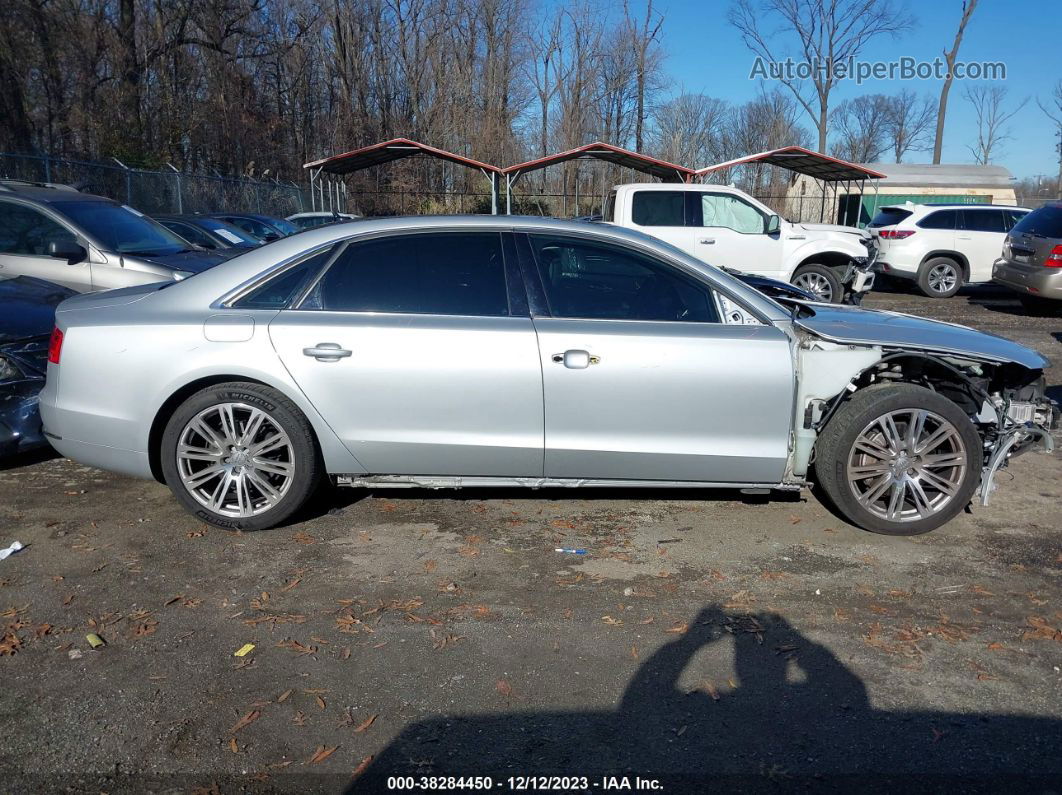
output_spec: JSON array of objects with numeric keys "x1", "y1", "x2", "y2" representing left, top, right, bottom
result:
[{"x1": 782, "y1": 306, "x2": 1058, "y2": 510}]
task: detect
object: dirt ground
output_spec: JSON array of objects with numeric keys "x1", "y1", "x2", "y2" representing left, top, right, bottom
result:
[{"x1": 0, "y1": 283, "x2": 1059, "y2": 793}]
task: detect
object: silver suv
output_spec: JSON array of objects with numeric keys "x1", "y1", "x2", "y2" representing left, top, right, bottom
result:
[
  {"x1": 993, "y1": 201, "x2": 1062, "y2": 315},
  {"x1": 0, "y1": 181, "x2": 227, "y2": 292}
]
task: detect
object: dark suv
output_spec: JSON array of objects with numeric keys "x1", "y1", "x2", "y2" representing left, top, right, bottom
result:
[
  {"x1": 0, "y1": 181, "x2": 227, "y2": 292},
  {"x1": 993, "y1": 202, "x2": 1062, "y2": 315}
]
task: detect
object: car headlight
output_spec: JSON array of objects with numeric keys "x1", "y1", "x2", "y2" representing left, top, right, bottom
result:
[
  {"x1": 0, "y1": 355, "x2": 24, "y2": 383},
  {"x1": 172, "y1": 270, "x2": 194, "y2": 281}
]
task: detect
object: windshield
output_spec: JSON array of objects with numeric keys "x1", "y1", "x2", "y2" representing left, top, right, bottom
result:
[
  {"x1": 270, "y1": 217, "x2": 298, "y2": 235},
  {"x1": 1011, "y1": 205, "x2": 1062, "y2": 239},
  {"x1": 196, "y1": 217, "x2": 262, "y2": 245},
  {"x1": 58, "y1": 201, "x2": 190, "y2": 255}
]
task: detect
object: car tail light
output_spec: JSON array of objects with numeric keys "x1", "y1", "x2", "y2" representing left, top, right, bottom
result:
[
  {"x1": 48, "y1": 327, "x2": 64, "y2": 364},
  {"x1": 1044, "y1": 245, "x2": 1062, "y2": 267},
  {"x1": 878, "y1": 229, "x2": 915, "y2": 240}
]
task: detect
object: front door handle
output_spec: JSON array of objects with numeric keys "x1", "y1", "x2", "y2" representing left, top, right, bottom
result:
[
  {"x1": 303, "y1": 342, "x2": 352, "y2": 362},
  {"x1": 699, "y1": 238, "x2": 715, "y2": 244},
  {"x1": 551, "y1": 349, "x2": 599, "y2": 369}
]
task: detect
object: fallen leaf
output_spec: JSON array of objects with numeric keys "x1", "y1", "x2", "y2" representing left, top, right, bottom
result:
[
  {"x1": 281, "y1": 578, "x2": 301, "y2": 593},
  {"x1": 986, "y1": 642, "x2": 1005, "y2": 651},
  {"x1": 423, "y1": 560, "x2": 437, "y2": 573},
  {"x1": 315, "y1": 695, "x2": 326, "y2": 710},
  {"x1": 231, "y1": 710, "x2": 261, "y2": 734},
  {"x1": 293, "y1": 711, "x2": 307, "y2": 726},
  {"x1": 352, "y1": 755, "x2": 373, "y2": 779},
  {"x1": 277, "y1": 689, "x2": 293, "y2": 703},
  {"x1": 601, "y1": 615, "x2": 624, "y2": 626},
  {"x1": 630, "y1": 645, "x2": 639, "y2": 660},
  {"x1": 307, "y1": 745, "x2": 338, "y2": 764},
  {"x1": 276, "y1": 638, "x2": 317, "y2": 655},
  {"x1": 353, "y1": 714, "x2": 378, "y2": 733},
  {"x1": 665, "y1": 621, "x2": 689, "y2": 634},
  {"x1": 292, "y1": 531, "x2": 316, "y2": 545},
  {"x1": 496, "y1": 679, "x2": 513, "y2": 698},
  {"x1": 229, "y1": 737, "x2": 239, "y2": 753}
]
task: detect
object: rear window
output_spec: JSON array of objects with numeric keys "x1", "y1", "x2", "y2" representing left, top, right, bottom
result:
[
  {"x1": 917, "y1": 210, "x2": 958, "y2": 230},
  {"x1": 1011, "y1": 205, "x2": 1062, "y2": 238},
  {"x1": 631, "y1": 191, "x2": 685, "y2": 226},
  {"x1": 868, "y1": 207, "x2": 912, "y2": 227}
]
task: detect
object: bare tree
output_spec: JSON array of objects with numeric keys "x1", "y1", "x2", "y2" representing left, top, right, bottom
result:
[
  {"x1": 884, "y1": 90, "x2": 935, "y2": 163},
  {"x1": 963, "y1": 84, "x2": 1028, "y2": 165},
  {"x1": 830, "y1": 94, "x2": 891, "y2": 163},
  {"x1": 623, "y1": 0, "x2": 664, "y2": 152},
  {"x1": 728, "y1": 0, "x2": 910, "y2": 153},
  {"x1": 1036, "y1": 80, "x2": 1062, "y2": 199},
  {"x1": 649, "y1": 93, "x2": 729, "y2": 168},
  {"x1": 932, "y1": 0, "x2": 978, "y2": 164}
]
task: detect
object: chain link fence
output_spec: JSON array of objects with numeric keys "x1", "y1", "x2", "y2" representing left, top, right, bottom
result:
[{"x1": 0, "y1": 152, "x2": 310, "y2": 217}]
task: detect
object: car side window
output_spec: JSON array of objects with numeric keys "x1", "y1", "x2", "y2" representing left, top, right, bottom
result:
[
  {"x1": 1004, "y1": 210, "x2": 1027, "y2": 229},
  {"x1": 301, "y1": 232, "x2": 509, "y2": 316},
  {"x1": 528, "y1": 234, "x2": 718, "y2": 323},
  {"x1": 696, "y1": 193, "x2": 766, "y2": 234},
  {"x1": 164, "y1": 221, "x2": 216, "y2": 248},
  {"x1": 917, "y1": 210, "x2": 958, "y2": 230},
  {"x1": 631, "y1": 191, "x2": 685, "y2": 226},
  {"x1": 234, "y1": 245, "x2": 336, "y2": 310},
  {"x1": 961, "y1": 210, "x2": 1006, "y2": 233},
  {"x1": 0, "y1": 201, "x2": 77, "y2": 255}
]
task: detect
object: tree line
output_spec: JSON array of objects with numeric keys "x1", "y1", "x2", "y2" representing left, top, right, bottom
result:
[{"x1": 0, "y1": 0, "x2": 1054, "y2": 212}]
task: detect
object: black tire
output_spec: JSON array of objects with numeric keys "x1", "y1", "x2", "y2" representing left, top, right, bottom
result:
[
  {"x1": 813, "y1": 384, "x2": 981, "y2": 535},
  {"x1": 791, "y1": 263, "x2": 843, "y2": 303},
  {"x1": 1018, "y1": 294, "x2": 1062, "y2": 317},
  {"x1": 160, "y1": 382, "x2": 323, "y2": 531},
  {"x1": 916, "y1": 256, "x2": 963, "y2": 298}
]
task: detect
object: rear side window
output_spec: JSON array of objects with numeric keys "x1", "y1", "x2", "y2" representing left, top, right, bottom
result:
[
  {"x1": 631, "y1": 191, "x2": 685, "y2": 226},
  {"x1": 1004, "y1": 210, "x2": 1028, "y2": 229},
  {"x1": 1011, "y1": 205, "x2": 1062, "y2": 238},
  {"x1": 869, "y1": 207, "x2": 912, "y2": 227},
  {"x1": 960, "y1": 209, "x2": 1006, "y2": 233},
  {"x1": 303, "y1": 232, "x2": 509, "y2": 316},
  {"x1": 162, "y1": 220, "x2": 217, "y2": 248},
  {"x1": 234, "y1": 245, "x2": 336, "y2": 309},
  {"x1": 917, "y1": 210, "x2": 958, "y2": 230}
]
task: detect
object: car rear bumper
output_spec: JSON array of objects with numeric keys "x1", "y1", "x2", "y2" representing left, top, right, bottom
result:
[
  {"x1": 878, "y1": 262, "x2": 916, "y2": 280},
  {"x1": 42, "y1": 431, "x2": 153, "y2": 479},
  {"x1": 992, "y1": 259, "x2": 1062, "y2": 300}
]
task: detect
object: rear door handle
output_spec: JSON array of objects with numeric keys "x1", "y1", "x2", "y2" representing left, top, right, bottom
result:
[
  {"x1": 699, "y1": 238, "x2": 715, "y2": 245},
  {"x1": 303, "y1": 342, "x2": 352, "y2": 362},
  {"x1": 551, "y1": 349, "x2": 599, "y2": 369}
]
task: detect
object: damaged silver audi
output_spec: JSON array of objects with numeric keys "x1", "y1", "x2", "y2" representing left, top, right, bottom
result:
[{"x1": 39, "y1": 217, "x2": 1057, "y2": 535}]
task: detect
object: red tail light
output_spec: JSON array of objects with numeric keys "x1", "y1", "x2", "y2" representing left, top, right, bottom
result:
[
  {"x1": 1044, "y1": 245, "x2": 1062, "y2": 267},
  {"x1": 48, "y1": 327, "x2": 64, "y2": 364},
  {"x1": 879, "y1": 229, "x2": 915, "y2": 240}
]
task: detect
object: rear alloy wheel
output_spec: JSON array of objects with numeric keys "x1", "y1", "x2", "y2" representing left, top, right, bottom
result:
[
  {"x1": 814, "y1": 384, "x2": 981, "y2": 535},
  {"x1": 161, "y1": 382, "x2": 322, "y2": 530},
  {"x1": 917, "y1": 257, "x2": 962, "y2": 298},
  {"x1": 792, "y1": 263, "x2": 842, "y2": 303}
]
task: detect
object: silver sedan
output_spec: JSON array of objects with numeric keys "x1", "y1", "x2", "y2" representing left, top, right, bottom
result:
[{"x1": 39, "y1": 216, "x2": 1056, "y2": 535}]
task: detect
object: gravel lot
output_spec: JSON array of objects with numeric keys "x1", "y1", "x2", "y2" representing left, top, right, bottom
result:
[{"x1": 0, "y1": 283, "x2": 1059, "y2": 793}]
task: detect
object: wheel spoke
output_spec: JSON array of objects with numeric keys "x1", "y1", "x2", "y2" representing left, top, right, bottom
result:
[
  {"x1": 191, "y1": 418, "x2": 225, "y2": 451},
  {"x1": 849, "y1": 462, "x2": 893, "y2": 478},
  {"x1": 185, "y1": 463, "x2": 225, "y2": 489},
  {"x1": 907, "y1": 478, "x2": 933, "y2": 518},
  {"x1": 859, "y1": 474, "x2": 893, "y2": 506},
  {"x1": 208, "y1": 473, "x2": 231, "y2": 511},
  {"x1": 879, "y1": 415, "x2": 903, "y2": 453},
  {"x1": 920, "y1": 452, "x2": 966, "y2": 469},
  {"x1": 920, "y1": 467, "x2": 959, "y2": 496},
  {"x1": 905, "y1": 410, "x2": 927, "y2": 451},
  {"x1": 250, "y1": 433, "x2": 287, "y2": 456},
  {"x1": 885, "y1": 480, "x2": 906, "y2": 520},
  {"x1": 177, "y1": 443, "x2": 222, "y2": 463},
  {"x1": 251, "y1": 457, "x2": 292, "y2": 477},
  {"x1": 246, "y1": 469, "x2": 281, "y2": 504},
  {"x1": 239, "y1": 409, "x2": 265, "y2": 446},
  {"x1": 217, "y1": 404, "x2": 239, "y2": 444},
  {"x1": 914, "y1": 424, "x2": 955, "y2": 455}
]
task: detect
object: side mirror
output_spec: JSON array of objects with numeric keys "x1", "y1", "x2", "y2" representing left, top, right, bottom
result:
[
  {"x1": 48, "y1": 239, "x2": 87, "y2": 263},
  {"x1": 262, "y1": 232, "x2": 280, "y2": 241},
  {"x1": 765, "y1": 215, "x2": 781, "y2": 235}
]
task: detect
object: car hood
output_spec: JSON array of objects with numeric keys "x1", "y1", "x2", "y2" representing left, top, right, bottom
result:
[
  {"x1": 796, "y1": 222, "x2": 872, "y2": 240},
  {"x1": 123, "y1": 249, "x2": 231, "y2": 273},
  {"x1": 0, "y1": 276, "x2": 77, "y2": 341},
  {"x1": 794, "y1": 303, "x2": 1048, "y2": 369}
]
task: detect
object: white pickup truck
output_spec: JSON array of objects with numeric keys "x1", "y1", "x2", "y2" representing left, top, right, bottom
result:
[{"x1": 603, "y1": 183, "x2": 876, "y2": 303}]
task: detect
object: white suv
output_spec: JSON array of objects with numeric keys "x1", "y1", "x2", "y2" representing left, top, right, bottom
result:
[{"x1": 869, "y1": 203, "x2": 1029, "y2": 298}]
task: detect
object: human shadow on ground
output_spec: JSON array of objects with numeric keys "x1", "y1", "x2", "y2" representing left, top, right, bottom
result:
[{"x1": 352, "y1": 605, "x2": 1061, "y2": 792}]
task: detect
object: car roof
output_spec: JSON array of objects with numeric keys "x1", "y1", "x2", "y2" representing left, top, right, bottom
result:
[
  {"x1": 0, "y1": 181, "x2": 112, "y2": 204},
  {"x1": 881, "y1": 202, "x2": 1030, "y2": 212},
  {"x1": 211, "y1": 212, "x2": 282, "y2": 222}
]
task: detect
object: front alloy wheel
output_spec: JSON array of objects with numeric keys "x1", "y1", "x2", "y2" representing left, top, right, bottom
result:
[
  {"x1": 792, "y1": 263, "x2": 842, "y2": 302},
  {"x1": 814, "y1": 384, "x2": 981, "y2": 535},
  {"x1": 917, "y1": 257, "x2": 962, "y2": 298},
  {"x1": 161, "y1": 382, "x2": 322, "y2": 530}
]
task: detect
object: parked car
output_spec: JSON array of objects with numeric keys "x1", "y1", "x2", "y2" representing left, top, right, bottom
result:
[
  {"x1": 0, "y1": 181, "x2": 229, "y2": 292},
  {"x1": 603, "y1": 183, "x2": 877, "y2": 304},
  {"x1": 209, "y1": 213, "x2": 298, "y2": 242},
  {"x1": 286, "y1": 211, "x2": 360, "y2": 230},
  {"x1": 992, "y1": 201, "x2": 1062, "y2": 315},
  {"x1": 869, "y1": 203, "x2": 1030, "y2": 298},
  {"x1": 1, "y1": 274, "x2": 76, "y2": 456},
  {"x1": 155, "y1": 214, "x2": 263, "y2": 251},
  {"x1": 41, "y1": 218, "x2": 1056, "y2": 536}
]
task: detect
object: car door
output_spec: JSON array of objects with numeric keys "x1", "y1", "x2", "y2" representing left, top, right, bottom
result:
[
  {"x1": 268, "y1": 230, "x2": 545, "y2": 477},
  {"x1": 956, "y1": 208, "x2": 1007, "y2": 282},
  {"x1": 521, "y1": 232, "x2": 794, "y2": 483},
  {"x1": 689, "y1": 191, "x2": 784, "y2": 277},
  {"x1": 0, "y1": 200, "x2": 92, "y2": 290}
]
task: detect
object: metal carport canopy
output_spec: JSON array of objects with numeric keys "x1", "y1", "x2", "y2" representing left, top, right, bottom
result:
[
  {"x1": 503, "y1": 141, "x2": 695, "y2": 214},
  {"x1": 694, "y1": 146, "x2": 886, "y2": 182},
  {"x1": 303, "y1": 137, "x2": 503, "y2": 214}
]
